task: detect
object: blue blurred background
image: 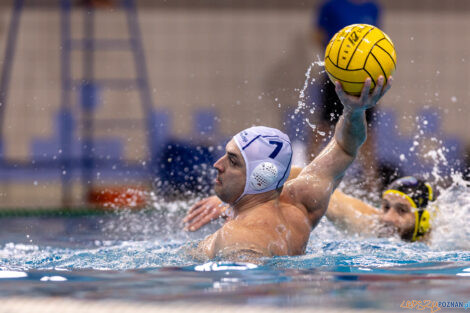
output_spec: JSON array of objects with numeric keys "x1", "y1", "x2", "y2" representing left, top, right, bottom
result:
[{"x1": 0, "y1": 0, "x2": 468, "y2": 210}]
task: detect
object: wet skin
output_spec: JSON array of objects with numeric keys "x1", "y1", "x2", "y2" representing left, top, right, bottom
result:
[
  {"x1": 188, "y1": 76, "x2": 392, "y2": 262},
  {"x1": 197, "y1": 139, "x2": 312, "y2": 260}
]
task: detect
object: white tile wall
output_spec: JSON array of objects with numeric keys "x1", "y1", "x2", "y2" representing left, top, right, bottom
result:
[{"x1": 0, "y1": 6, "x2": 469, "y2": 207}]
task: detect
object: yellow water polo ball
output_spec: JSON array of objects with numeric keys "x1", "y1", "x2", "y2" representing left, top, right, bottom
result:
[{"x1": 324, "y1": 24, "x2": 397, "y2": 95}]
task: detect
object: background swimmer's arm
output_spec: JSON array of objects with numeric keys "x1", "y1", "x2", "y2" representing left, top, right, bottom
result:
[
  {"x1": 283, "y1": 77, "x2": 392, "y2": 226},
  {"x1": 184, "y1": 196, "x2": 230, "y2": 231},
  {"x1": 326, "y1": 190, "x2": 380, "y2": 234}
]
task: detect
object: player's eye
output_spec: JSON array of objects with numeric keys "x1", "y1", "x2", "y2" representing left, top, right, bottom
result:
[
  {"x1": 382, "y1": 202, "x2": 390, "y2": 212},
  {"x1": 397, "y1": 206, "x2": 407, "y2": 215}
]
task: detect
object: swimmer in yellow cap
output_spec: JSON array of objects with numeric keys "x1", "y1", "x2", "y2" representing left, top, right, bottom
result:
[
  {"x1": 185, "y1": 169, "x2": 434, "y2": 243},
  {"x1": 326, "y1": 175, "x2": 434, "y2": 242},
  {"x1": 383, "y1": 177, "x2": 433, "y2": 241}
]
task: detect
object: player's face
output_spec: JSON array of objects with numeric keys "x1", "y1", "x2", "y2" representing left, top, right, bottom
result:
[
  {"x1": 378, "y1": 193, "x2": 416, "y2": 240},
  {"x1": 213, "y1": 139, "x2": 246, "y2": 204}
]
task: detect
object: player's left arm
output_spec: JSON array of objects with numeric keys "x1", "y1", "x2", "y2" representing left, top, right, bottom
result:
[
  {"x1": 283, "y1": 76, "x2": 392, "y2": 225},
  {"x1": 288, "y1": 167, "x2": 381, "y2": 233}
]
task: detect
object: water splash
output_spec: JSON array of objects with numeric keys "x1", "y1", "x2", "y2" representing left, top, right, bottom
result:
[
  {"x1": 429, "y1": 173, "x2": 470, "y2": 250},
  {"x1": 290, "y1": 59, "x2": 326, "y2": 136},
  {"x1": 294, "y1": 62, "x2": 313, "y2": 115}
]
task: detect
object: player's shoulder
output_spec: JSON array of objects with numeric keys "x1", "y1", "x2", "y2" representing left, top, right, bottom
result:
[
  {"x1": 220, "y1": 218, "x2": 264, "y2": 235},
  {"x1": 225, "y1": 210, "x2": 276, "y2": 232}
]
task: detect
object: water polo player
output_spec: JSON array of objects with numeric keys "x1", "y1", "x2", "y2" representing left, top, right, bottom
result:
[
  {"x1": 382, "y1": 176, "x2": 433, "y2": 241},
  {"x1": 186, "y1": 76, "x2": 392, "y2": 261},
  {"x1": 325, "y1": 175, "x2": 434, "y2": 242}
]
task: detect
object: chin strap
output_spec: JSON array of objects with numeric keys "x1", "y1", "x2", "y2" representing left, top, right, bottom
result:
[
  {"x1": 411, "y1": 182, "x2": 434, "y2": 242},
  {"x1": 412, "y1": 209, "x2": 431, "y2": 242}
]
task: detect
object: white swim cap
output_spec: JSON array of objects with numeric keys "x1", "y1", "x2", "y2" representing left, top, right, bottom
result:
[{"x1": 233, "y1": 126, "x2": 292, "y2": 200}]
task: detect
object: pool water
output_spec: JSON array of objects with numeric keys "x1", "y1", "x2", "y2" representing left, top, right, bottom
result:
[{"x1": 1, "y1": 178, "x2": 470, "y2": 311}]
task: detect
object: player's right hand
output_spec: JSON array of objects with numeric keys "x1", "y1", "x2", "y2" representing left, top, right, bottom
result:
[
  {"x1": 335, "y1": 75, "x2": 392, "y2": 112},
  {"x1": 183, "y1": 196, "x2": 229, "y2": 231}
]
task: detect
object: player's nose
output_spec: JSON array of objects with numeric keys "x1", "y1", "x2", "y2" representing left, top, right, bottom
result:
[
  {"x1": 380, "y1": 209, "x2": 400, "y2": 226},
  {"x1": 213, "y1": 156, "x2": 225, "y2": 173}
]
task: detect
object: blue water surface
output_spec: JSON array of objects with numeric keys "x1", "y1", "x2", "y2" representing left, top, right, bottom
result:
[{"x1": 1, "y1": 202, "x2": 470, "y2": 312}]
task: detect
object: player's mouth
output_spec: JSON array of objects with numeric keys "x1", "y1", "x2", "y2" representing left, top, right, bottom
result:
[{"x1": 215, "y1": 176, "x2": 222, "y2": 185}]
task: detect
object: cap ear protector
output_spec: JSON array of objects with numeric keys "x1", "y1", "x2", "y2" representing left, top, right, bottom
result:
[
  {"x1": 415, "y1": 208, "x2": 431, "y2": 241},
  {"x1": 383, "y1": 177, "x2": 434, "y2": 242},
  {"x1": 412, "y1": 182, "x2": 433, "y2": 241},
  {"x1": 249, "y1": 162, "x2": 279, "y2": 191}
]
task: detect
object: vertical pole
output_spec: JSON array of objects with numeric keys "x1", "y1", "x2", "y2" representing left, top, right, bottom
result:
[
  {"x1": 0, "y1": 0, "x2": 24, "y2": 160},
  {"x1": 81, "y1": 3, "x2": 95, "y2": 203},
  {"x1": 122, "y1": 0, "x2": 157, "y2": 178},
  {"x1": 60, "y1": 0, "x2": 73, "y2": 207}
]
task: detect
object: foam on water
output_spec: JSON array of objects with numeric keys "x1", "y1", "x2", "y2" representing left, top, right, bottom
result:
[
  {"x1": 429, "y1": 173, "x2": 470, "y2": 250},
  {"x1": 1, "y1": 173, "x2": 469, "y2": 272}
]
